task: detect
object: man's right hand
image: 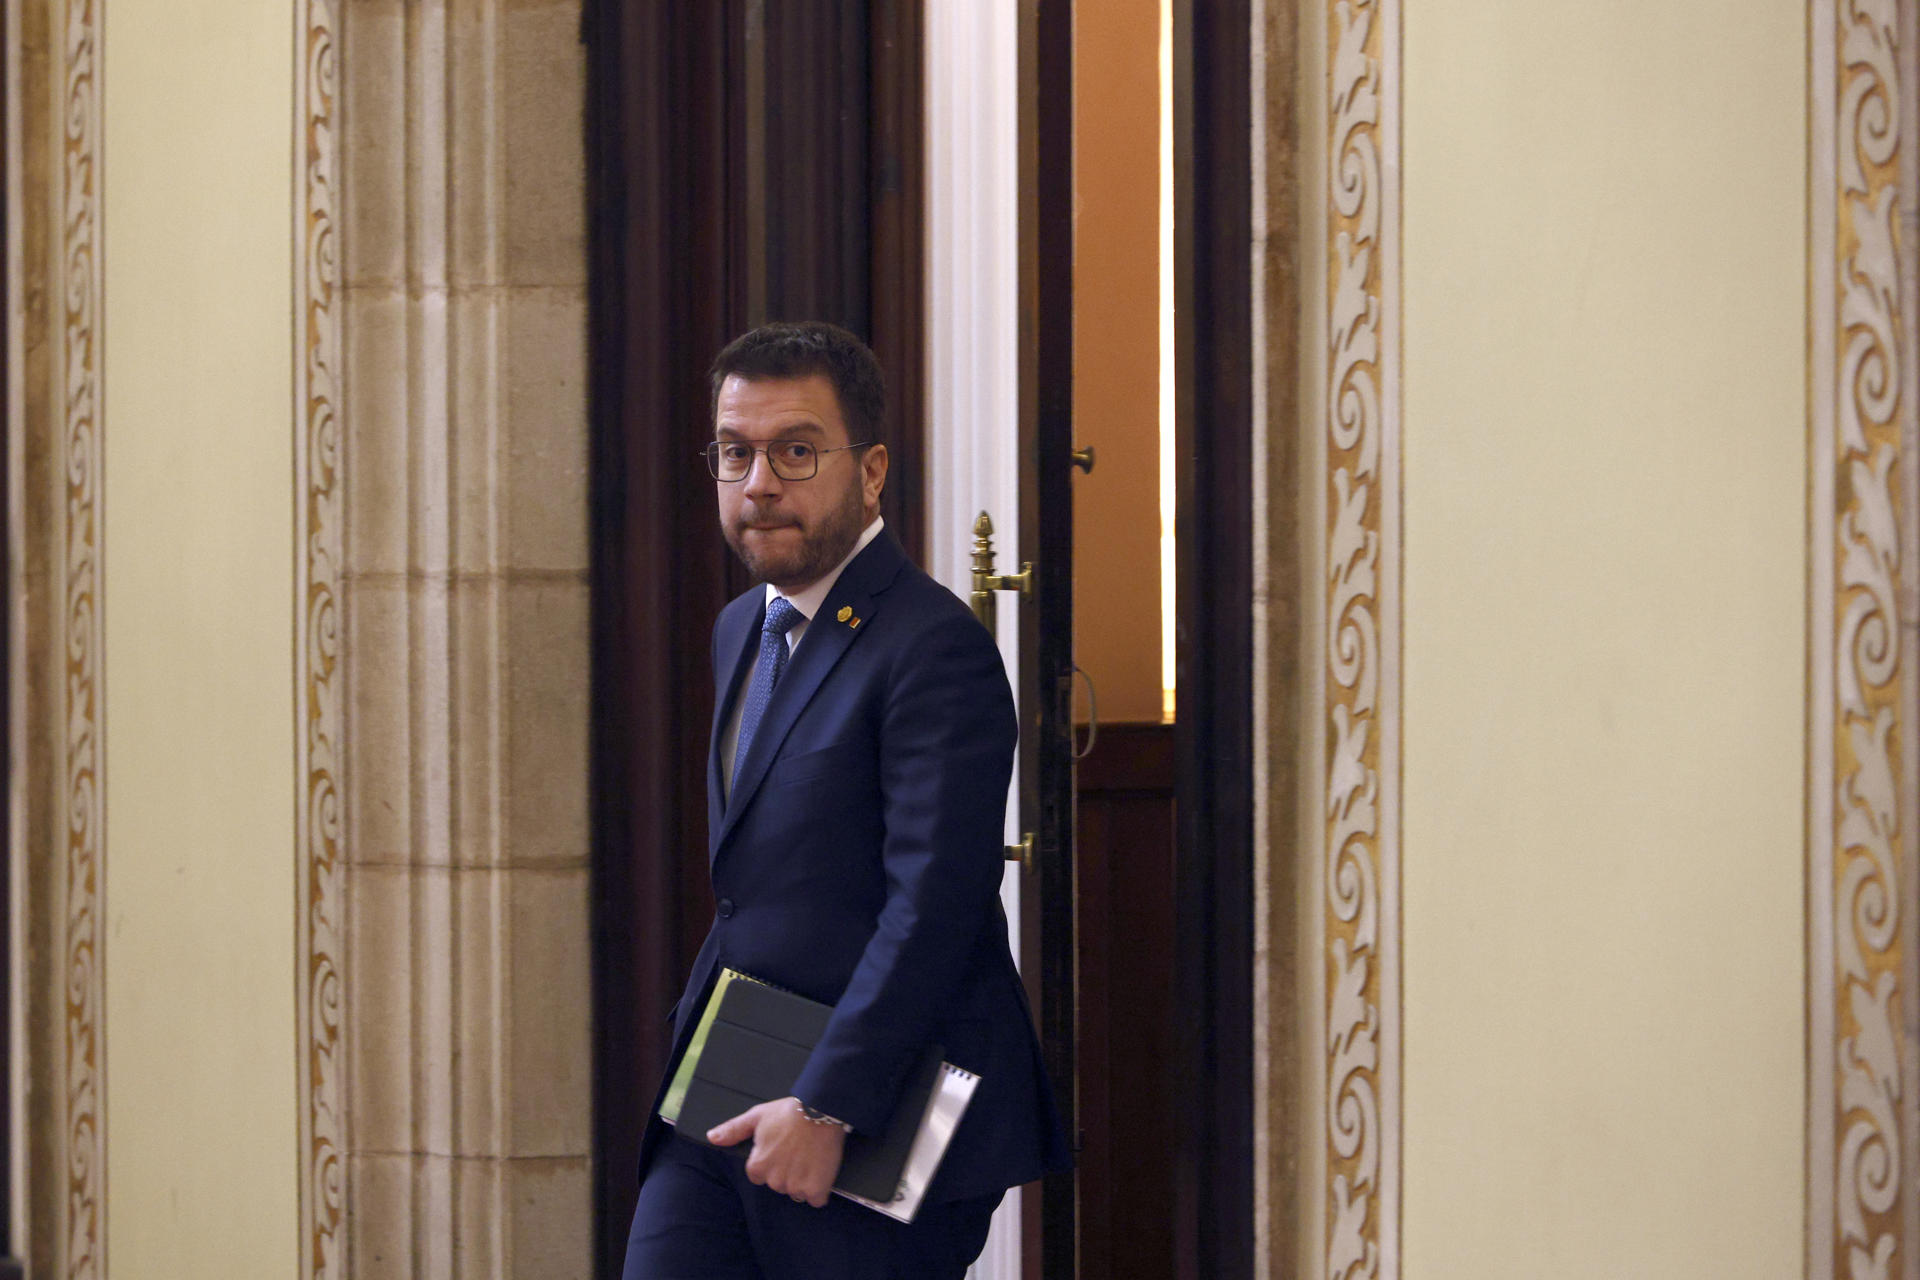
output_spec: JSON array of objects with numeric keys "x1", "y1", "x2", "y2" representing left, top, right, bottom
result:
[{"x1": 707, "y1": 1097, "x2": 847, "y2": 1208}]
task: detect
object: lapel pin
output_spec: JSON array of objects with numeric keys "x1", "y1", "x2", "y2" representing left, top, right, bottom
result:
[
  {"x1": 836, "y1": 606, "x2": 853, "y2": 623},
  {"x1": 849, "y1": 617, "x2": 861, "y2": 629}
]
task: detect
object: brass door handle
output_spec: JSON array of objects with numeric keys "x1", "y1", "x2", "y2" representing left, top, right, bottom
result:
[
  {"x1": 1071, "y1": 445, "x2": 1095, "y2": 474},
  {"x1": 1005, "y1": 832, "x2": 1034, "y2": 873},
  {"x1": 1071, "y1": 664, "x2": 1098, "y2": 760},
  {"x1": 970, "y1": 511, "x2": 1033, "y2": 639}
]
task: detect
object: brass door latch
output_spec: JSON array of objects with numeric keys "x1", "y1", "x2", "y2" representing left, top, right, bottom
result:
[{"x1": 969, "y1": 511, "x2": 1033, "y2": 639}]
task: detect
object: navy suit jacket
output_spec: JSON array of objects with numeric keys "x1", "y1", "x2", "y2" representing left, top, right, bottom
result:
[{"x1": 639, "y1": 530, "x2": 1071, "y2": 1203}]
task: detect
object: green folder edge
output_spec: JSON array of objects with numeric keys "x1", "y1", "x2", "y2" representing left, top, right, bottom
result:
[{"x1": 658, "y1": 967, "x2": 748, "y2": 1127}]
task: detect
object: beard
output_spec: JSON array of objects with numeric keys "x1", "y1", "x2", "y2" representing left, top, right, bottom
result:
[{"x1": 722, "y1": 469, "x2": 868, "y2": 590}]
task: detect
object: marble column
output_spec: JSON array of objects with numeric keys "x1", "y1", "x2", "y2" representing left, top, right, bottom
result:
[{"x1": 341, "y1": 2, "x2": 592, "y2": 1275}]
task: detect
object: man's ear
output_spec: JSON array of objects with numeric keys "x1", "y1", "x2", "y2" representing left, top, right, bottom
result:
[{"x1": 862, "y1": 444, "x2": 889, "y2": 516}]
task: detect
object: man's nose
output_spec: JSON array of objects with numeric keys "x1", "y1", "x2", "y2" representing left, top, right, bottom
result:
[{"x1": 741, "y1": 448, "x2": 785, "y2": 497}]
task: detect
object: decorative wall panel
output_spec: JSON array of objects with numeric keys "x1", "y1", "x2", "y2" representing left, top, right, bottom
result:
[
  {"x1": 1809, "y1": 2, "x2": 1920, "y2": 1278},
  {"x1": 1321, "y1": 0, "x2": 1400, "y2": 1276},
  {"x1": 296, "y1": 2, "x2": 345, "y2": 1277},
  {"x1": 60, "y1": 0, "x2": 106, "y2": 1274}
]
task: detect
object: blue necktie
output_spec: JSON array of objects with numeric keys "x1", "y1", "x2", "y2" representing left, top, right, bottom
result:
[{"x1": 734, "y1": 596, "x2": 804, "y2": 781}]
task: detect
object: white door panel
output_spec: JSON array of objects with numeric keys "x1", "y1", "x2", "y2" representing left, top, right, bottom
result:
[{"x1": 925, "y1": 2, "x2": 1023, "y2": 1274}]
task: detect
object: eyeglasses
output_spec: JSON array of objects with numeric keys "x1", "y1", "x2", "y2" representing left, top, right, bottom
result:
[{"x1": 701, "y1": 439, "x2": 872, "y2": 482}]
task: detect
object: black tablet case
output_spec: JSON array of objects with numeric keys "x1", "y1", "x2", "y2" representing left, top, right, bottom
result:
[{"x1": 673, "y1": 976, "x2": 946, "y2": 1208}]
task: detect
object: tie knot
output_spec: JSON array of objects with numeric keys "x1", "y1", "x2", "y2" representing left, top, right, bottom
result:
[{"x1": 763, "y1": 597, "x2": 803, "y2": 638}]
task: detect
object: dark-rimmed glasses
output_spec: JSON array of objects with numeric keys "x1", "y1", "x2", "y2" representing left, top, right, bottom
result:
[{"x1": 701, "y1": 439, "x2": 872, "y2": 482}]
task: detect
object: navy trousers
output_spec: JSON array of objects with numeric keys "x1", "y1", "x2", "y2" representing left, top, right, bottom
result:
[{"x1": 623, "y1": 1137, "x2": 1001, "y2": 1280}]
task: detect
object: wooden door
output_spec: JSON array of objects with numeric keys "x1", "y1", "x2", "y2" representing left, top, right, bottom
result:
[{"x1": 1021, "y1": 1, "x2": 1258, "y2": 1275}]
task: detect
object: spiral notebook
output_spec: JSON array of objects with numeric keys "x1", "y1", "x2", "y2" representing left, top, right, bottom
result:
[{"x1": 659, "y1": 968, "x2": 980, "y2": 1223}]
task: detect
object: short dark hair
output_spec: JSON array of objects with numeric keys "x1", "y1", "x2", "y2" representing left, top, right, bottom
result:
[{"x1": 708, "y1": 321, "x2": 886, "y2": 447}]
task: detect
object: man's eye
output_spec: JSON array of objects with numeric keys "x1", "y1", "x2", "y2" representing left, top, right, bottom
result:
[
  {"x1": 718, "y1": 444, "x2": 752, "y2": 464},
  {"x1": 775, "y1": 442, "x2": 816, "y2": 465}
]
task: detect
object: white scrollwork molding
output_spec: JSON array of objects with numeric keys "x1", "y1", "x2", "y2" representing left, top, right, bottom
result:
[
  {"x1": 1810, "y1": 2, "x2": 1918, "y2": 1279},
  {"x1": 1323, "y1": 0, "x2": 1400, "y2": 1277},
  {"x1": 296, "y1": 2, "x2": 346, "y2": 1278},
  {"x1": 60, "y1": 0, "x2": 107, "y2": 1275}
]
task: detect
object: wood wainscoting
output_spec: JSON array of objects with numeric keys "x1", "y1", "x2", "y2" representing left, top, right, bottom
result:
[{"x1": 1075, "y1": 720, "x2": 1177, "y2": 1278}]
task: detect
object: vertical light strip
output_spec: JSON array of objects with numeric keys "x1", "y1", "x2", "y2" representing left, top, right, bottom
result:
[
  {"x1": 1158, "y1": 0, "x2": 1176, "y2": 723},
  {"x1": 1246, "y1": 0, "x2": 1274, "y2": 1263},
  {"x1": 1806, "y1": 5, "x2": 1838, "y2": 1274}
]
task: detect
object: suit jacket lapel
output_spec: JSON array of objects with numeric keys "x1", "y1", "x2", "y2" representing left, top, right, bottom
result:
[
  {"x1": 708, "y1": 595, "x2": 760, "y2": 853},
  {"x1": 712, "y1": 533, "x2": 904, "y2": 859}
]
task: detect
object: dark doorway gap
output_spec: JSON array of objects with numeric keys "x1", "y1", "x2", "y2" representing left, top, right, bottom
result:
[
  {"x1": 585, "y1": 0, "x2": 1254, "y2": 1273},
  {"x1": 1170, "y1": 0, "x2": 1257, "y2": 1274},
  {"x1": 583, "y1": 4, "x2": 925, "y2": 1275}
]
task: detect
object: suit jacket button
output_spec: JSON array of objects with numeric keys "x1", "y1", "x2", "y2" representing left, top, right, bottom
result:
[{"x1": 716, "y1": 898, "x2": 735, "y2": 918}]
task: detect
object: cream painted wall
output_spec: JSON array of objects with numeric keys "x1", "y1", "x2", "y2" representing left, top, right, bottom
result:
[
  {"x1": 101, "y1": 1, "x2": 298, "y2": 1275},
  {"x1": 1402, "y1": 3, "x2": 1806, "y2": 1276}
]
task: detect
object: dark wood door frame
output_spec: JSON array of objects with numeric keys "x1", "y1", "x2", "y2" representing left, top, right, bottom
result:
[
  {"x1": 1170, "y1": 0, "x2": 1257, "y2": 1275},
  {"x1": 585, "y1": 8, "x2": 736, "y2": 1274},
  {"x1": 1018, "y1": 2, "x2": 1078, "y2": 1277},
  {"x1": 0, "y1": 14, "x2": 18, "y2": 1274},
  {"x1": 584, "y1": 5, "x2": 926, "y2": 1275}
]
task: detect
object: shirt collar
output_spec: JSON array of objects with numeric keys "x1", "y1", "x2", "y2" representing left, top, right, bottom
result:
[{"x1": 765, "y1": 516, "x2": 885, "y2": 622}]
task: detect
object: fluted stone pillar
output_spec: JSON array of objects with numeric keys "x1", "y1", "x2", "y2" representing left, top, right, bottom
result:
[{"x1": 341, "y1": 2, "x2": 592, "y2": 1275}]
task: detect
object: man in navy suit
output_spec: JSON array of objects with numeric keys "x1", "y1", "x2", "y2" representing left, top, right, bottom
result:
[{"x1": 622, "y1": 322, "x2": 1070, "y2": 1279}]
